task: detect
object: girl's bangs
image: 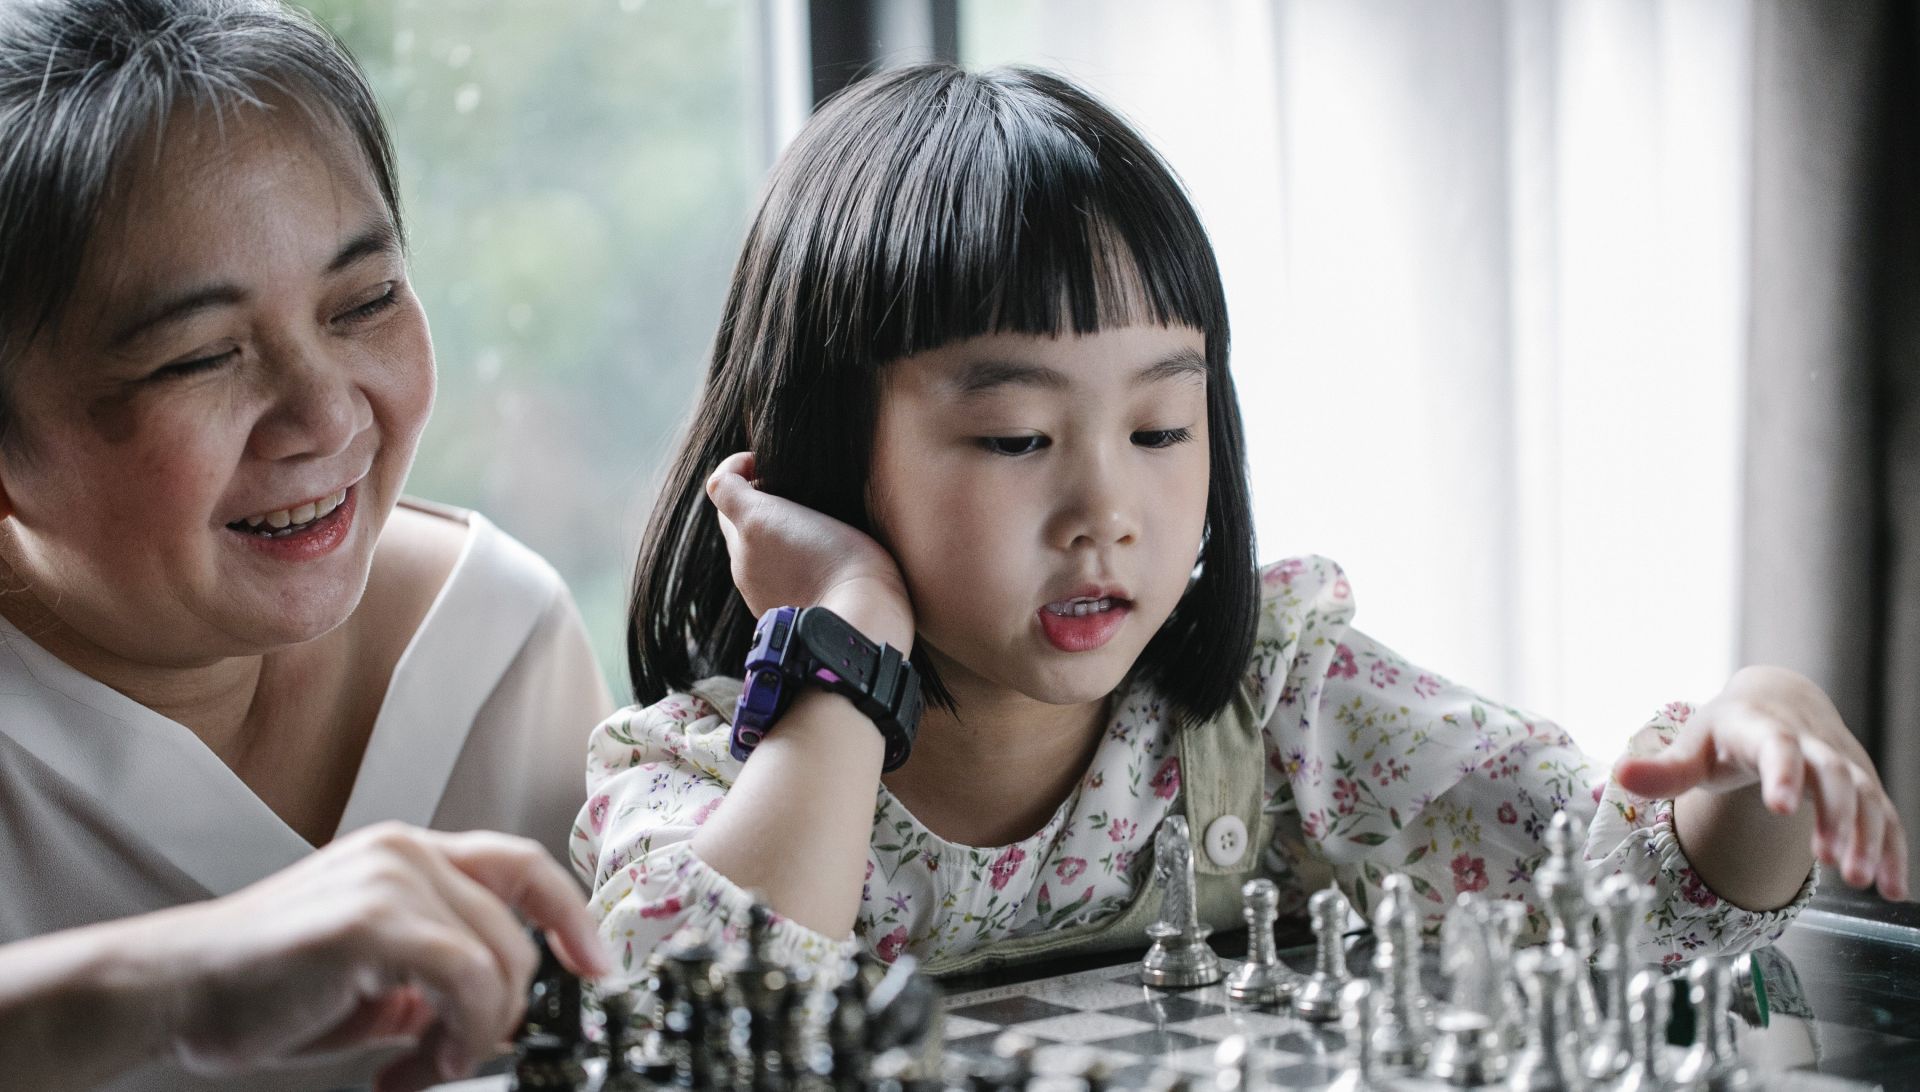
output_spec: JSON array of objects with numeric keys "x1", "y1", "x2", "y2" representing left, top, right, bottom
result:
[{"x1": 853, "y1": 72, "x2": 1226, "y2": 365}]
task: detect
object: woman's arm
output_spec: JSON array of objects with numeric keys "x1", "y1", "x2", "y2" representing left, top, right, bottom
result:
[{"x1": 0, "y1": 824, "x2": 608, "y2": 1092}]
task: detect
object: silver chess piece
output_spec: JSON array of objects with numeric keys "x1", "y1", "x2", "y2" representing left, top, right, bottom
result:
[
  {"x1": 1613, "y1": 970, "x2": 1681, "y2": 1092},
  {"x1": 1141, "y1": 815, "x2": 1224, "y2": 988},
  {"x1": 1292, "y1": 884, "x2": 1353, "y2": 1022},
  {"x1": 1505, "y1": 946, "x2": 1586, "y2": 1092},
  {"x1": 1226, "y1": 878, "x2": 1301, "y2": 1006},
  {"x1": 1583, "y1": 874, "x2": 1652, "y2": 1082},
  {"x1": 1326, "y1": 979, "x2": 1381, "y2": 1092},
  {"x1": 1369, "y1": 874, "x2": 1433, "y2": 1071},
  {"x1": 1441, "y1": 893, "x2": 1523, "y2": 1055},
  {"x1": 1673, "y1": 956, "x2": 1754, "y2": 1091},
  {"x1": 1428, "y1": 1010, "x2": 1506, "y2": 1087},
  {"x1": 1536, "y1": 810, "x2": 1602, "y2": 1038}
]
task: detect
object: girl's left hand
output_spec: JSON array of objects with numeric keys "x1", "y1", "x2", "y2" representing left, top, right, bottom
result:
[{"x1": 1612, "y1": 665, "x2": 1909, "y2": 900}]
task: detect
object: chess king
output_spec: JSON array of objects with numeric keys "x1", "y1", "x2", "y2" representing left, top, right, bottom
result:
[{"x1": 579, "y1": 57, "x2": 1899, "y2": 987}]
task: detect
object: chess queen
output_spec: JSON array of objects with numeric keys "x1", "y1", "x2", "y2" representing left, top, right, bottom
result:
[
  {"x1": 0, "y1": 2, "x2": 613, "y2": 1085},
  {"x1": 579, "y1": 63, "x2": 1907, "y2": 978}
]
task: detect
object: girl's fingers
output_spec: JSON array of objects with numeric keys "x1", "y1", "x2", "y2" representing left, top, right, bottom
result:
[
  {"x1": 1801, "y1": 741, "x2": 1858, "y2": 865},
  {"x1": 1758, "y1": 732, "x2": 1806, "y2": 815},
  {"x1": 1845, "y1": 775, "x2": 1888, "y2": 888},
  {"x1": 1884, "y1": 816, "x2": 1912, "y2": 901},
  {"x1": 1612, "y1": 723, "x2": 1715, "y2": 799}
]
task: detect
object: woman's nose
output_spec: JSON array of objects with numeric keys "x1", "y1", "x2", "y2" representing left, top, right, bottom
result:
[{"x1": 247, "y1": 348, "x2": 370, "y2": 462}]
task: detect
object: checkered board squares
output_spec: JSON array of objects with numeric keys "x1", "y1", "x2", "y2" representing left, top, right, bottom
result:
[{"x1": 940, "y1": 962, "x2": 1350, "y2": 1084}]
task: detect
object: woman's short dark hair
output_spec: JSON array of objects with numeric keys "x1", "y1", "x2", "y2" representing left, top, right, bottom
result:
[
  {"x1": 630, "y1": 63, "x2": 1260, "y2": 727},
  {"x1": 0, "y1": 0, "x2": 400, "y2": 444}
]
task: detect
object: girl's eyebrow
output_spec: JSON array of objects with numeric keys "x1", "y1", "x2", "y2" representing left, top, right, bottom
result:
[{"x1": 950, "y1": 347, "x2": 1207, "y2": 397}]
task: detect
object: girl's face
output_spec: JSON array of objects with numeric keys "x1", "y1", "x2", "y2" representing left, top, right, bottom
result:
[
  {"x1": 0, "y1": 101, "x2": 433, "y2": 667},
  {"x1": 870, "y1": 324, "x2": 1211, "y2": 711}
]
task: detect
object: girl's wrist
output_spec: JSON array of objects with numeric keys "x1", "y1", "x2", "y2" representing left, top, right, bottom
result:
[{"x1": 816, "y1": 585, "x2": 914, "y2": 655}]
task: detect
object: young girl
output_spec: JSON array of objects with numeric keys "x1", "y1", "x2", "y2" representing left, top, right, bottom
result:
[{"x1": 575, "y1": 64, "x2": 1904, "y2": 977}]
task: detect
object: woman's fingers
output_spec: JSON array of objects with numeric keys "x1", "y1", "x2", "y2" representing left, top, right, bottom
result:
[
  {"x1": 434, "y1": 831, "x2": 610, "y2": 980},
  {"x1": 359, "y1": 919, "x2": 512, "y2": 1083}
]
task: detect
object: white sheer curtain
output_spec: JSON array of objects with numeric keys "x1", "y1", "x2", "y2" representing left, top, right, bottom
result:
[{"x1": 964, "y1": 0, "x2": 1752, "y2": 758}]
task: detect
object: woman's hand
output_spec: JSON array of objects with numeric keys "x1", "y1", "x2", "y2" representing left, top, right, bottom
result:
[
  {"x1": 1613, "y1": 665, "x2": 1908, "y2": 901},
  {"x1": 161, "y1": 823, "x2": 609, "y2": 1091},
  {"x1": 705, "y1": 451, "x2": 914, "y2": 649}
]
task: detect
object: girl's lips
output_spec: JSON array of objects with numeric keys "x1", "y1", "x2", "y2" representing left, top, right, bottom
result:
[
  {"x1": 227, "y1": 485, "x2": 357, "y2": 562},
  {"x1": 1037, "y1": 601, "x2": 1131, "y2": 652}
]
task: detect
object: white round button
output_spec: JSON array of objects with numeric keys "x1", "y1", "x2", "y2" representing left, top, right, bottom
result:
[{"x1": 1203, "y1": 815, "x2": 1249, "y2": 867}]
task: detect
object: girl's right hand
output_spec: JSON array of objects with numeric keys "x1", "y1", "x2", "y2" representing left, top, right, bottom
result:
[{"x1": 705, "y1": 452, "x2": 915, "y2": 651}]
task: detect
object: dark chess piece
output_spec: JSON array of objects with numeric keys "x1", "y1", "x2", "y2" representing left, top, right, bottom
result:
[
  {"x1": 724, "y1": 903, "x2": 807, "y2": 1092},
  {"x1": 592, "y1": 989, "x2": 653, "y2": 1092},
  {"x1": 659, "y1": 940, "x2": 729, "y2": 1090},
  {"x1": 511, "y1": 931, "x2": 586, "y2": 1091},
  {"x1": 821, "y1": 957, "x2": 875, "y2": 1092}
]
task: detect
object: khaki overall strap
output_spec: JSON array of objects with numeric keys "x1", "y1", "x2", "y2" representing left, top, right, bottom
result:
[{"x1": 922, "y1": 684, "x2": 1271, "y2": 978}]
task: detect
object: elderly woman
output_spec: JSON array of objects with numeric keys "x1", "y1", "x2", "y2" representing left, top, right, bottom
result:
[{"x1": 0, "y1": 0, "x2": 612, "y2": 1087}]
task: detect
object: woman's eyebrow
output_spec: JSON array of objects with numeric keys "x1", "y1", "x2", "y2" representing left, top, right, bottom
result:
[{"x1": 108, "y1": 220, "x2": 400, "y2": 349}]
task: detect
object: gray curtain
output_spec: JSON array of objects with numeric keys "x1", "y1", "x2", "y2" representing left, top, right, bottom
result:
[{"x1": 1743, "y1": 1, "x2": 1919, "y2": 865}]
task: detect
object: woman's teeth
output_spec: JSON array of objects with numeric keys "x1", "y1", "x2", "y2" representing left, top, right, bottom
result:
[
  {"x1": 232, "y1": 489, "x2": 347, "y2": 536},
  {"x1": 1046, "y1": 597, "x2": 1117, "y2": 617}
]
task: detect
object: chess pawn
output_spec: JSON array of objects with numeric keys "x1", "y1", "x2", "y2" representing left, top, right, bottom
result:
[
  {"x1": 592, "y1": 990, "x2": 653, "y2": 1092},
  {"x1": 1325, "y1": 979, "x2": 1380, "y2": 1092},
  {"x1": 1613, "y1": 970, "x2": 1681, "y2": 1092},
  {"x1": 1141, "y1": 815, "x2": 1224, "y2": 988},
  {"x1": 1583, "y1": 874, "x2": 1652, "y2": 1082},
  {"x1": 1673, "y1": 956, "x2": 1755, "y2": 1091},
  {"x1": 1368, "y1": 874, "x2": 1433, "y2": 1071},
  {"x1": 1291, "y1": 885, "x2": 1353, "y2": 1023},
  {"x1": 822, "y1": 958, "x2": 874, "y2": 1092},
  {"x1": 513, "y1": 931, "x2": 587, "y2": 1092},
  {"x1": 1226, "y1": 878, "x2": 1301, "y2": 1007},
  {"x1": 659, "y1": 941, "x2": 729, "y2": 1091},
  {"x1": 1504, "y1": 947, "x2": 1585, "y2": 1092}
]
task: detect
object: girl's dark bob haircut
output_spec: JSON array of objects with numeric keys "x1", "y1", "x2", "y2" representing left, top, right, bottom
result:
[
  {"x1": 631, "y1": 63, "x2": 1260, "y2": 726},
  {"x1": 0, "y1": 0, "x2": 400, "y2": 445}
]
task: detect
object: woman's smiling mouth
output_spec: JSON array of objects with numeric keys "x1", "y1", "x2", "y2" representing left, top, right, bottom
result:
[{"x1": 227, "y1": 488, "x2": 348, "y2": 537}]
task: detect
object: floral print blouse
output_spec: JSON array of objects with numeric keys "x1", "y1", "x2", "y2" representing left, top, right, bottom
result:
[{"x1": 574, "y1": 556, "x2": 1812, "y2": 980}]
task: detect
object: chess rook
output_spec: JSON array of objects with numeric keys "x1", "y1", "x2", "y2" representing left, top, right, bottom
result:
[
  {"x1": 1674, "y1": 955, "x2": 1755, "y2": 1091},
  {"x1": 1584, "y1": 873, "x2": 1651, "y2": 1082},
  {"x1": 1612, "y1": 970, "x2": 1674, "y2": 1092},
  {"x1": 1505, "y1": 946, "x2": 1585, "y2": 1092},
  {"x1": 1141, "y1": 815, "x2": 1224, "y2": 988}
]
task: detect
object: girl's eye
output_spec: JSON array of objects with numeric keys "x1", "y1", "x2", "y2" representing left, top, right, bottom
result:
[
  {"x1": 1133, "y1": 426, "x2": 1195, "y2": 449},
  {"x1": 337, "y1": 284, "x2": 400, "y2": 324},
  {"x1": 150, "y1": 349, "x2": 238, "y2": 382},
  {"x1": 979, "y1": 435, "x2": 1049, "y2": 456}
]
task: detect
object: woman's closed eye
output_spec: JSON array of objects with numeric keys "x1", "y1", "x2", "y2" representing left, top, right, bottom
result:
[
  {"x1": 149, "y1": 346, "x2": 239, "y2": 382},
  {"x1": 335, "y1": 283, "x2": 399, "y2": 325}
]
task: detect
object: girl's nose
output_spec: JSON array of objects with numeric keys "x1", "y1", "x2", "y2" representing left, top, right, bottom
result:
[
  {"x1": 1048, "y1": 453, "x2": 1141, "y2": 551},
  {"x1": 247, "y1": 347, "x2": 370, "y2": 462}
]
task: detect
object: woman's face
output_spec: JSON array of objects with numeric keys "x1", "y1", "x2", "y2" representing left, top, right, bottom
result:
[{"x1": 0, "y1": 101, "x2": 434, "y2": 667}]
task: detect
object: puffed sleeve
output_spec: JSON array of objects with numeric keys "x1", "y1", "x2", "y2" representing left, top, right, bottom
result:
[
  {"x1": 573, "y1": 685, "x2": 858, "y2": 982},
  {"x1": 1253, "y1": 557, "x2": 1812, "y2": 965}
]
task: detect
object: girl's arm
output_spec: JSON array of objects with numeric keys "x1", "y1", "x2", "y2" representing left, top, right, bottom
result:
[
  {"x1": 1615, "y1": 664, "x2": 1905, "y2": 906},
  {"x1": 684, "y1": 453, "x2": 915, "y2": 938}
]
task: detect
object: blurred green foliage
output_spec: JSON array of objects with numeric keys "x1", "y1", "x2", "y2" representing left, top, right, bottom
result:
[{"x1": 297, "y1": 0, "x2": 766, "y2": 700}]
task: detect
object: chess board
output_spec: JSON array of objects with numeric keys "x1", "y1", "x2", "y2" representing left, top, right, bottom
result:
[
  {"x1": 943, "y1": 961, "x2": 1348, "y2": 1086},
  {"x1": 937, "y1": 955, "x2": 1882, "y2": 1092}
]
